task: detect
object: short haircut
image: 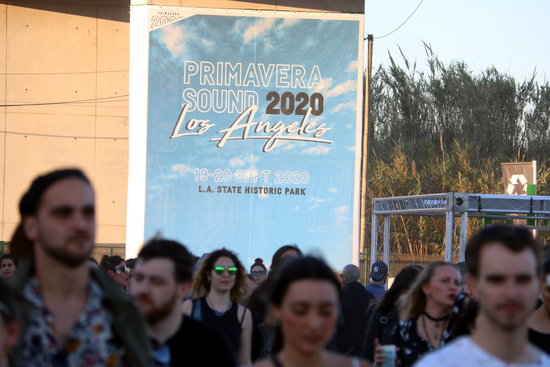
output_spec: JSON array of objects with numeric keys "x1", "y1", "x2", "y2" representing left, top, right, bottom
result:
[
  {"x1": 342, "y1": 264, "x2": 360, "y2": 282},
  {"x1": 99, "y1": 255, "x2": 125, "y2": 272},
  {"x1": 19, "y1": 168, "x2": 91, "y2": 216},
  {"x1": 0, "y1": 253, "x2": 19, "y2": 267},
  {"x1": 465, "y1": 224, "x2": 542, "y2": 278},
  {"x1": 138, "y1": 238, "x2": 194, "y2": 283},
  {"x1": 11, "y1": 168, "x2": 92, "y2": 259}
]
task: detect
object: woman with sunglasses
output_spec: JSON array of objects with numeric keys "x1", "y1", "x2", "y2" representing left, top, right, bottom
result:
[
  {"x1": 250, "y1": 258, "x2": 267, "y2": 285},
  {"x1": 99, "y1": 255, "x2": 129, "y2": 291},
  {"x1": 182, "y1": 248, "x2": 252, "y2": 366}
]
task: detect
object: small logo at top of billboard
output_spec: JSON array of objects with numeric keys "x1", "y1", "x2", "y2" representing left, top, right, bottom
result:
[{"x1": 506, "y1": 174, "x2": 528, "y2": 195}]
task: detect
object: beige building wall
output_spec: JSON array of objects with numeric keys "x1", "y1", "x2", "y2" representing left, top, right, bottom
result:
[
  {"x1": 0, "y1": 1, "x2": 131, "y2": 248},
  {"x1": 0, "y1": 0, "x2": 363, "y2": 253}
]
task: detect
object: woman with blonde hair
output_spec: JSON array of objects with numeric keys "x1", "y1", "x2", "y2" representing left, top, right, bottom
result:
[
  {"x1": 376, "y1": 261, "x2": 462, "y2": 367},
  {"x1": 182, "y1": 248, "x2": 252, "y2": 366}
]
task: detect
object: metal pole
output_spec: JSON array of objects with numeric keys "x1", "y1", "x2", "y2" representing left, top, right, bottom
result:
[
  {"x1": 459, "y1": 212, "x2": 468, "y2": 262},
  {"x1": 383, "y1": 215, "x2": 390, "y2": 266},
  {"x1": 371, "y1": 213, "x2": 378, "y2": 266},
  {"x1": 445, "y1": 210, "x2": 454, "y2": 261},
  {"x1": 359, "y1": 35, "x2": 374, "y2": 264}
]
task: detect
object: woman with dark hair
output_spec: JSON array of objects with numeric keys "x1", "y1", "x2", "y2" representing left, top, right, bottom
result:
[
  {"x1": 251, "y1": 258, "x2": 268, "y2": 285},
  {"x1": 361, "y1": 265, "x2": 423, "y2": 362},
  {"x1": 253, "y1": 256, "x2": 370, "y2": 367},
  {"x1": 182, "y1": 248, "x2": 252, "y2": 366},
  {"x1": 376, "y1": 261, "x2": 462, "y2": 367},
  {"x1": 99, "y1": 255, "x2": 129, "y2": 291},
  {"x1": 0, "y1": 253, "x2": 18, "y2": 282},
  {"x1": 270, "y1": 244, "x2": 302, "y2": 271}
]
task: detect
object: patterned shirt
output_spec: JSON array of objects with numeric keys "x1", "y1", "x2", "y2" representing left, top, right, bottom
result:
[
  {"x1": 17, "y1": 277, "x2": 125, "y2": 367},
  {"x1": 394, "y1": 318, "x2": 453, "y2": 367}
]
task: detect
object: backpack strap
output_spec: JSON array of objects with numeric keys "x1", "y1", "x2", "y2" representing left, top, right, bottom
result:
[
  {"x1": 191, "y1": 298, "x2": 202, "y2": 321},
  {"x1": 239, "y1": 304, "x2": 248, "y2": 325}
]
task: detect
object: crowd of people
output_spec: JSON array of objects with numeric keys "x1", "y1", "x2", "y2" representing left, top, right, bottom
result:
[{"x1": 0, "y1": 168, "x2": 549, "y2": 366}]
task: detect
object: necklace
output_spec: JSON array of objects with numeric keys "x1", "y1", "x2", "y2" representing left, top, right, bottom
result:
[
  {"x1": 206, "y1": 295, "x2": 231, "y2": 316},
  {"x1": 421, "y1": 314, "x2": 447, "y2": 348},
  {"x1": 423, "y1": 311, "x2": 450, "y2": 328}
]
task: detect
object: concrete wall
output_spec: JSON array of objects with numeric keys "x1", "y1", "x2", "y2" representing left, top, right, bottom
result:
[
  {"x1": 0, "y1": 1, "x2": 131, "y2": 246},
  {"x1": 0, "y1": 0, "x2": 363, "y2": 252}
]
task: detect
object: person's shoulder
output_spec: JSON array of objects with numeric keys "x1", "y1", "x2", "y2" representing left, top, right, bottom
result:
[
  {"x1": 530, "y1": 343, "x2": 550, "y2": 365},
  {"x1": 325, "y1": 351, "x2": 371, "y2": 367},
  {"x1": 413, "y1": 337, "x2": 470, "y2": 367},
  {"x1": 181, "y1": 298, "x2": 193, "y2": 315},
  {"x1": 252, "y1": 359, "x2": 274, "y2": 367}
]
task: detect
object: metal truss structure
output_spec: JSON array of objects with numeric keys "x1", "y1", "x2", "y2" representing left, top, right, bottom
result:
[{"x1": 370, "y1": 193, "x2": 550, "y2": 265}]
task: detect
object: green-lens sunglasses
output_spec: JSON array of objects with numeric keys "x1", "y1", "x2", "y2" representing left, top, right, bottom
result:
[{"x1": 213, "y1": 266, "x2": 238, "y2": 276}]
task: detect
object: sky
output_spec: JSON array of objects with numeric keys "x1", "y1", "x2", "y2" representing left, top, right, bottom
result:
[{"x1": 365, "y1": 0, "x2": 549, "y2": 84}]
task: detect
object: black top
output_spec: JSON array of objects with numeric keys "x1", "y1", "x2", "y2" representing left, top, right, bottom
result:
[
  {"x1": 337, "y1": 281, "x2": 375, "y2": 356},
  {"x1": 361, "y1": 304, "x2": 399, "y2": 361},
  {"x1": 393, "y1": 318, "x2": 453, "y2": 367},
  {"x1": 528, "y1": 328, "x2": 550, "y2": 355},
  {"x1": 198, "y1": 296, "x2": 243, "y2": 357},
  {"x1": 157, "y1": 315, "x2": 236, "y2": 367}
]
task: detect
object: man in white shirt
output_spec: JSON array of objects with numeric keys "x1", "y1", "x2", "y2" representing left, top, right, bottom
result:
[{"x1": 415, "y1": 224, "x2": 550, "y2": 367}]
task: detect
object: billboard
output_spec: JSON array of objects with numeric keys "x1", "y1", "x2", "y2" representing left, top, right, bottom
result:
[{"x1": 128, "y1": 6, "x2": 364, "y2": 269}]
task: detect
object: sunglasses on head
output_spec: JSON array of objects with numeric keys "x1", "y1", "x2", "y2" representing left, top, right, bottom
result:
[
  {"x1": 112, "y1": 265, "x2": 129, "y2": 274},
  {"x1": 213, "y1": 266, "x2": 238, "y2": 276}
]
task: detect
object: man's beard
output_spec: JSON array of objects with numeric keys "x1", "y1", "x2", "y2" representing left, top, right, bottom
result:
[
  {"x1": 40, "y1": 235, "x2": 93, "y2": 268},
  {"x1": 142, "y1": 291, "x2": 179, "y2": 324},
  {"x1": 483, "y1": 302, "x2": 528, "y2": 333}
]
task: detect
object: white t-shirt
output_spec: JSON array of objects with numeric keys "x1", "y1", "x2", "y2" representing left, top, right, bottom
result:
[{"x1": 414, "y1": 336, "x2": 550, "y2": 367}]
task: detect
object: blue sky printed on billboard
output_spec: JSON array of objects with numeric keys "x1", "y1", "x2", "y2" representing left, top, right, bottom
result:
[{"x1": 145, "y1": 12, "x2": 362, "y2": 268}]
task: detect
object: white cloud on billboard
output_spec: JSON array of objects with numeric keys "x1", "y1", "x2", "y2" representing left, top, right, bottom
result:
[
  {"x1": 327, "y1": 80, "x2": 355, "y2": 97},
  {"x1": 347, "y1": 60, "x2": 358, "y2": 73},
  {"x1": 160, "y1": 24, "x2": 186, "y2": 57},
  {"x1": 247, "y1": 154, "x2": 259, "y2": 164},
  {"x1": 230, "y1": 155, "x2": 259, "y2": 167},
  {"x1": 202, "y1": 39, "x2": 214, "y2": 48},
  {"x1": 171, "y1": 163, "x2": 192, "y2": 174},
  {"x1": 332, "y1": 101, "x2": 356, "y2": 113},
  {"x1": 309, "y1": 197, "x2": 326, "y2": 203},
  {"x1": 230, "y1": 157, "x2": 246, "y2": 167},
  {"x1": 335, "y1": 206, "x2": 350, "y2": 224},
  {"x1": 276, "y1": 18, "x2": 299, "y2": 31},
  {"x1": 302, "y1": 145, "x2": 330, "y2": 155},
  {"x1": 314, "y1": 77, "x2": 333, "y2": 93},
  {"x1": 243, "y1": 18, "x2": 276, "y2": 43},
  {"x1": 329, "y1": 188, "x2": 338, "y2": 192}
]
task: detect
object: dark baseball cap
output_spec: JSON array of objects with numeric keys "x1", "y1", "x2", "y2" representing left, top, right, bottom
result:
[{"x1": 370, "y1": 261, "x2": 388, "y2": 281}]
